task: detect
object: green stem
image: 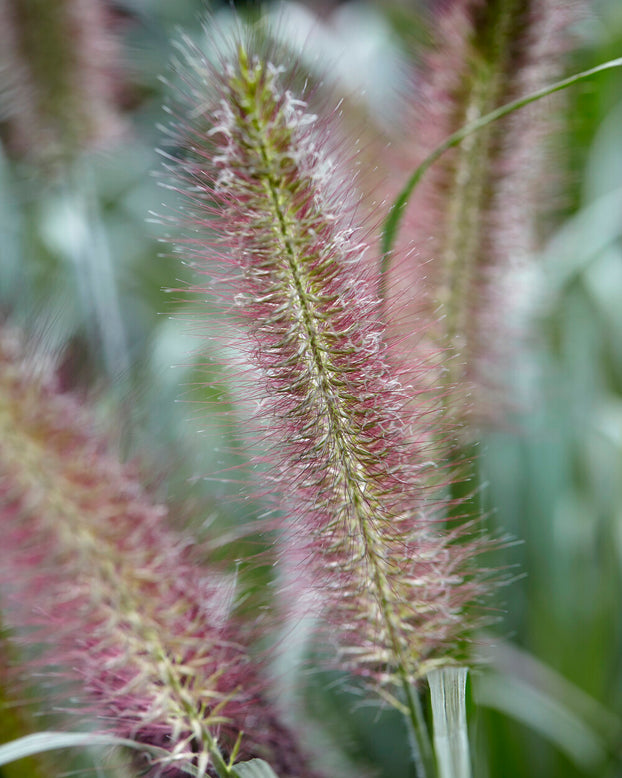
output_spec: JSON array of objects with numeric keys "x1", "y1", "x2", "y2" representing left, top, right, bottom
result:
[
  {"x1": 379, "y1": 57, "x2": 622, "y2": 307},
  {"x1": 203, "y1": 733, "x2": 235, "y2": 778},
  {"x1": 401, "y1": 675, "x2": 436, "y2": 778},
  {"x1": 237, "y1": 56, "x2": 436, "y2": 778}
]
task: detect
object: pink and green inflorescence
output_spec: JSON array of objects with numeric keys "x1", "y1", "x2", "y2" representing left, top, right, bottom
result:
[
  {"x1": 0, "y1": 330, "x2": 315, "y2": 778},
  {"x1": 166, "y1": 32, "x2": 494, "y2": 695}
]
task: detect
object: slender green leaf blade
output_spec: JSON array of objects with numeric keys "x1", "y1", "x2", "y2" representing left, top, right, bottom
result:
[
  {"x1": 475, "y1": 671, "x2": 610, "y2": 770},
  {"x1": 231, "y1": 758, "x2": 281, "y2": 778},
  {"x1": 0, "y1": 731, "x2": 169, "y2": 767},
  {"x1": 379, "y1": 57, "x2": 622, "y2": 304},
  {"x1": 428, "y1": 667, "x2": 472, "y2": 778}
]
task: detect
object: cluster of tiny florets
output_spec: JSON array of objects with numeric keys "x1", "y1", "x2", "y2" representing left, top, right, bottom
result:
[
  {"x1": 0, "y1": 331, "x2": 314, "y2": 778},
  {"x1": 385, "y1": 0, "x2": 573, "y2": 433},
  {"x1": 0, "y1": 0, "x2": 125, "y2": 166},
  {"x1": 167, "y1": 36, "x2": 491, "y2": 689}
]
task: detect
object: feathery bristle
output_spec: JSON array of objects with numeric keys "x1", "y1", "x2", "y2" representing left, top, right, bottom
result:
[
  {"x1": 165, "y1": 29, "x2": 494, "y2": 694},
  {"x1": 0, "y1": 0, "x2": 125, "y2": 166},
  {"x1": 0, "y1": 329, "x2": 316, "y2": 778},
  {"x1": 385, "y1": 0, "x2": 576, "y2": 433}
]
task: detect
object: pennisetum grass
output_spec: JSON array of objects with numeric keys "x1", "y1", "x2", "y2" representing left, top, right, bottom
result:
[
  {"x1": 162, "y1": 24, "x2": 499, "y2": 778},
  {"x1": 0, "y1": 0, "x2": 131, "y2": 376},
  {"x1": 0, "y1": 0, "x2": 125, "y2": 169},
  {"x1": 381, "y1": 0, "x2": 578, "y2": 436},
  {"x1": 1, "y1": 5, "x2": 620, "y2": 778},
  {"x1": 0, "y1": 328, "x2": 317, "y2": 778}
]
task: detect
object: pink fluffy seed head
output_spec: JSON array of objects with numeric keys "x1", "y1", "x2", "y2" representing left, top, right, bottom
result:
[
  {"x1": 0, "y1": 0, "x2": 127, "y2": 168},
  {"x1": 383, "y1": 0, "x2": 578, "y2": 437},
  {"x1": 164, "y1": 26, "x2": 497, "y2": 694},
  {"x1": 0, "y1": 329, "x2": 318, "y2": 778}
]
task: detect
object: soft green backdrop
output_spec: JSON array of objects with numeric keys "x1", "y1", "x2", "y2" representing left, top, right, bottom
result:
[{"x1": 1, "y1": 2, "x2": 621, "y2": 777}]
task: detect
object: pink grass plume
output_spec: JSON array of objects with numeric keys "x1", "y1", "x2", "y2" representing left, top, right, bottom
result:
[
  {"x1": 0, "y1": 0, "x2": 126, "y2": 168},
  {"x1": 162, "y1": 24, "x2": 496, "y2": 709},
  {"x1": 0, "y1": 328, "x2": 317, "y2": 778},
  {"x1": 383, "y1": 0, "x2": 578, "y2": 435}
]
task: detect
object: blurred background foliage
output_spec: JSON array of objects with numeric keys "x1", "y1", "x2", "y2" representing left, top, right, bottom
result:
[{"x1": 0, "y1": 1, "x2": 621, "y2": 777}]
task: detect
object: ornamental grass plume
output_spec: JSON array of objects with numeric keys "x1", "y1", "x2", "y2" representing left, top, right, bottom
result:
[
  {"x1": 384, "y1": 0, "x2": 575, "y2": 433},
  {"x1": 0, "y1": 328, "x2": 317, "y2": 778},
  {"x1": 163, "y1": 24, "x2": 493, "y2": 729},
  {"x1": 0, "y1": 0, "x2": 125, "y2": 167}
]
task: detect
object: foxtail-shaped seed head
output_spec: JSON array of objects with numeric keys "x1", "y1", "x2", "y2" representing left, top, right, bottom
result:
[
  {"x1": 0, "y1": 0, "x2": 125, "y2": 168},
  {"x1": 164, "y1": 28, "x2": 494, "y2": 695},
  {"x1": 0, "y1": 328, "x2": 317, "y2": 778},
  {"x1": 385, "y1": 0, "x2": 576, "y2": 435}
]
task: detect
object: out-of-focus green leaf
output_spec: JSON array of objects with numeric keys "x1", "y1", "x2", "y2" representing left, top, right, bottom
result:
[
  {"x1": 474, "y1": 672, "x2": 610, "y2": 771},
  {"x1": 0, "y1": 732, "x2": 168, "y2": 767},
  {"x1": 231, "y1": 758, "x2": 280, "y2": 778}
]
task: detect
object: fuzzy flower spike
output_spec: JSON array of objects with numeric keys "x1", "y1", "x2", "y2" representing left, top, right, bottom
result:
[
  {"x1": 0, "y1": 328, "x2": 317, "y2": 778},
  {"x1": 165, "y1": 27, "x2": 493, "y2": 721},
  {"x1": 0, "y1": 0, "x2": 125, "y2": 167},
  {"x1": 384, "y1": 0, "x2": 575, "y2": 434}
]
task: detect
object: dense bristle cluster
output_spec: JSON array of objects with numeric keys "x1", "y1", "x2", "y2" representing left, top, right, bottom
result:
[
  {"x1": 167, "y1": 34, "x2": 492, "y2": 690},
  {"x1": 386, "y1": 0, "x2": 573, "y2": 432},
  {"x1": 0, "y1": 0, "x2": 124, "y2": 165},
  {"x1": 0, "y1": 331, "x2": 313, "y2": 778}
]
